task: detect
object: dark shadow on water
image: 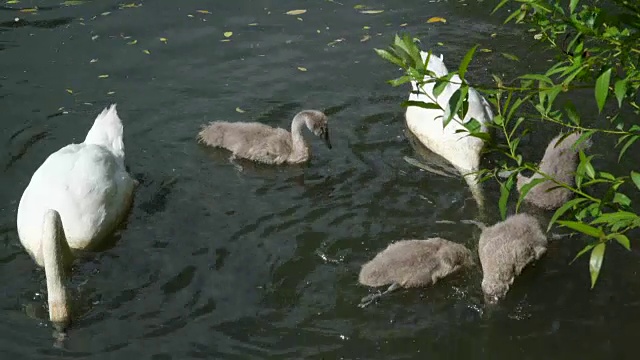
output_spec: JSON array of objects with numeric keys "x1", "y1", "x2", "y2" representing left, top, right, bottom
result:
[{"x1": 0, "y1": 17, "x2": 74, "y2": 30}]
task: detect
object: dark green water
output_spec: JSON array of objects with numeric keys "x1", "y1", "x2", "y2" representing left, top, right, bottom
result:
[{"x1": 2, "y1": 0, "x2": 640, "y2": 358}]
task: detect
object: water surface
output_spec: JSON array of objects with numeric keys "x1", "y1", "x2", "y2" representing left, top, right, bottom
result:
[{"x1": 2, "y1": 0, "x2": 640, "y2": 358}]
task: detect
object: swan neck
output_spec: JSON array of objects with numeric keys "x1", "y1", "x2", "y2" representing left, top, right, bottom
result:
[
  {"x1": 290, "y1": 114, "x2": 309, "y2": 158},
  {"x1": 42, "y1": 209, "x2": 71, "y2": 329}
]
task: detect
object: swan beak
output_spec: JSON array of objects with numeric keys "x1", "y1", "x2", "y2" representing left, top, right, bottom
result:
[{"x1": 322, "y1": 128, "x2": 332, "y2": 149}]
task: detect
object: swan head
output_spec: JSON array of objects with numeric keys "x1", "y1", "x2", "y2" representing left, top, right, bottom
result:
[{"x1": 298, "y1": 110, "x2": 332, "y2": 149}]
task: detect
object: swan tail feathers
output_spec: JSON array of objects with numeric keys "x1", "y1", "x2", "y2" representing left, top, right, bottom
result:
[
  {"x1": 42, "y1": 209, "x2": 71, "y2": 330},
  {"x1": 84, "y1": 104, "x2": 125, "y2": 158}
]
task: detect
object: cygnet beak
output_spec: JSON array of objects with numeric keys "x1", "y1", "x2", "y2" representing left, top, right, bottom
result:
[{"x1": 322, "y1": 128, "x2": 332, "y2": 149}]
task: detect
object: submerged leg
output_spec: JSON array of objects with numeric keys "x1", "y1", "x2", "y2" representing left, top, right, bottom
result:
[
  {"x1": 403, "y1": 156, "x2": 458, "y2": 178},
  {"x1": 229, "y1": 154, "x2": 244, "y2": 172},
  {"x1": 358, "y1": 282, "x2": 401, "y2": 308}
]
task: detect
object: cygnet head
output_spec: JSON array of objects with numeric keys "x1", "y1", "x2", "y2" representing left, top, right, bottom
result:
[
  {"x1": 297, "y1": 110, "x2": 332, "y2": 149},
  {"x1": 481, "y1": 277, "x2": 510, "y2": 305}
]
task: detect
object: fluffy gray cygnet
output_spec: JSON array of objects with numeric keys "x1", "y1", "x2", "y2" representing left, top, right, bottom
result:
[
  {"x1": 197, "y1": 110, "x2": 331, "y2": 164},
  {"x1": 478, "y1": 213, "x2": 547, "y2": 304},
  {"x1": 517, "y1": 132, "x2": 591, "y2": 210},
  {"x1": 358, "y1": 238, "x2": 474, "y2": 307}
]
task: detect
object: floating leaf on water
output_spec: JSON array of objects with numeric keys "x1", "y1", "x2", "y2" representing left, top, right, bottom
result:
[
  {"x1": 235, "y1": 107, "x2": 245, "y2": 113},
  {"x1": 91, "y1": 35, "x2": 99, "y2": 41},
  {"x1": 7, "y1": 0, "x2": 20, "y2": 4},
  {"x1": 399, "y1": 23, "x2": 407, "y2": 27},
  {"x1": 101, "y1": 11, "x2": 110, "y2": 16},
  {"x1": 437, "y1": 42, "x2": 444, "y2": 46},
  {"x1": 196, "y1": 10, "x2": 211, "y2": 14},
  {"x1": 353, "y1": 5, "x2": 365, "y2": 9},
  {"x1": 143, "y1": 49, "x2": 150, "y2": 54},
  {"x1": 480, "y1": 48, "x2": 492, "y2": 52},
  {"x1": 491, "y1": 33, "x2": 497, "y2": 38},
  {"x1": 62, "y1": 1, "x2": 85, "y2": 6},
  {"x1": 501, "y1": 52, "x2": 520, "y2": 61},
  {"x1": 20, "y1": 7, "x2": 38, "y2": 13},
  {"x1": 297, "y1": 17, "x2": 303, "y2": 21},
  {"x1": 327, "y1": 38, "x2": 345, "y2": 46},
  {"x1": 223, "y1": 31, "x2": 233, "y2": 38},
  {"x1": 427, "y1": 16, "x2": 447, "y2": 23},
  {"x1": 187, "y1": 14, "x2": 194, "y2": 18},
  {"x1": 98, "y1": 74, "x2": 109, "y2": 79},
  {"x1": 65, "y1": 89, "x2": 73, "y2": 94},
  {"x1": 107, "y1": 91, "x2": 115, "y2": 95},
  {"x1": 220, "y1": 39, "x2": 231, "y2": 42},
  {"x1": 120, "y1": 3, "x2": 142, "y2": 8},
  {"x1": 297, "y1": 66, "x2": 307, "y2": 72},
  {"x1": 90, "y1": 58, "x2": 98, "y2": 63},
  {"x1": 160, "y1": 37, "x2": 167, "y2": 43},
  {"x1": 360, "y1": 35, "x2": 370, "y2": 42},
  {"x1": 363, "y1": 25, "x2": 370, "y2": 30},
  {"x1": 285, "y1": 9, "x2": 307, "y2": 15},
  {"x1": 127, "y1": 39, "x2": 137, "y2": 45},
  {"x1": 316, "y1": 29, "x2": 321, "y2": 33},
  {"x1": 360, "y1": 10, "x2": 383, "y2": 14},
  {"x1": 248, "y1": 22, "x2": 258, "y2": 26}
]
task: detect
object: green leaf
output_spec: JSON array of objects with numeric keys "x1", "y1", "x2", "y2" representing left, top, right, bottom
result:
[
  {"x1": 569, "y1": 0, "x2": 579, "y2": 13},
  {"x1": 388, "y1": 75, "x2": 410, "y2": 87},
  {"x1": 589, "y1": 243, "x2": 606, "y2": 288},
  {"x1": 618, "y1": 135, "x2": 639, "y2": 162},
  {"x1": 614, "y1": 79, "x2": 627, "y2": 107},
  {"x1": 548, "y1": 198, "x2": 588, "y2": 231},
  {"x1": 570, "y1": 243, "x2": 595, "y2": 264},
  {"x1": 458, "y1": 45, "x2": 478, "y2": 80},
  {"x1": 557, "y1": 220, "x2": 604, "y2": 238},
  {"x1": 444, "y1": 86, "x2": 468, "y2": 128},
  {"x1": 499, "y1": 175, "x2": 514, "y2": 220},
  {"x1": 374, "y1": 48, "x2": 404, "y2": 67},
  {"x1": 595, "y1": 67, "x2": 611, "y2": 113},
  {"x1": 516, "y1": 177, "x2": 546, "y2": 212},
  {"x1": 401, "y1": 100, "x2": 441, "y2": 110},
  {"x1": 613, "y1": 192, "x2": 631, "y2": 207},
  {"x1": 608, "y1": 233, "x2": 631, "y2": 251},
  {"x1": 564, "y1": 102, "x2": 580, "y2": 125},
  {"x1": 631, "y1": 171, "x2": 640, "y2": 191}
]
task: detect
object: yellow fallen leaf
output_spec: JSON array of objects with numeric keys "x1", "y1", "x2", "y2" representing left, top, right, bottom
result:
[
  {"x1": 285, "y1": 9, "x2": 306, "y2": 15},
  {"x1": 98, "y1": 74, "x2": 109, "y2": 79},
  {"x1": 160, "y1": 37, "x2": 167, "y2": 43},
  {"x1": 360, "y1": 35, "x2": 370, "y2": 42},
  {"x1": 363, "y1": 26, "x2": 370, "y2": 30},
  {"x1": 353, "y1": 5, "x2": 365, "y2": 9},
  {"x1": 196, "y1": 10, "x2": 211, "y2": 14},
  {"x1": 187, "y1": 14, "x2": 194, "y2": 18},
  {"x1": 427, "y1": 16, "x2": 447, "y2": 23},
  {"x1": 248, "y1": 23, "x2": 258, "y2": 26},
  {"x1": 7, "y1": 1, "x2": 20, "y2": 4},
  {"x1": 143, "y1": 49, "x2": 150, "y2": 54},
  {"x1": 297, "y1": 66, "x2": 307, "y2": 72},
  {"x1": 360, "y1": 10, "x2": 383, "y2": 14},
  {"x1": 107, "y1": 91, "x2": 115, "y2": 95},
  {"x1": 65, "y1": 89, "x2": 73, "y2": 94},
  {"x1": 235, "y1": 107, "x2": 245, "y2": 113},
  {"x1": 20, "y1": 8, "x2": 37, "y2": 13},
  {"x1": 480, "y1": 48, "x2": 492, "y2": 53},
  {"x1": 224, "y1": 31, "x2": 233, "y2": 38},
  {"x1": 399, "y1": 23, "x2": 408, "y2": 27},
  {"x1": 127, "y1": 39, "x2": 137, "y2": 45}
]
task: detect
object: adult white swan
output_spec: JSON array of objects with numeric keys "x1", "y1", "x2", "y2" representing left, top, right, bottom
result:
[
  {"x1": 17, "y1": 104, "x2": 136, "y2": 329},
  {"x1": 405, "y1": 51, "x2": 494, "y2": 208}
]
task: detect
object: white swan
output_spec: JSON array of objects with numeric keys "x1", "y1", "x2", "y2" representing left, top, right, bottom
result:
[
  {"x1": 16, "y1": 104, "x2": 136, "y2": 329},
  {"x1": 405, "y1": 51, "x2": 494, "y2": 208}
]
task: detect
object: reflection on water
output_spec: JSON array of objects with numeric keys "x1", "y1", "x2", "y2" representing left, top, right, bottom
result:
[{"x1": 1, "y1": 0, "x2": 640, "y2": 358}]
